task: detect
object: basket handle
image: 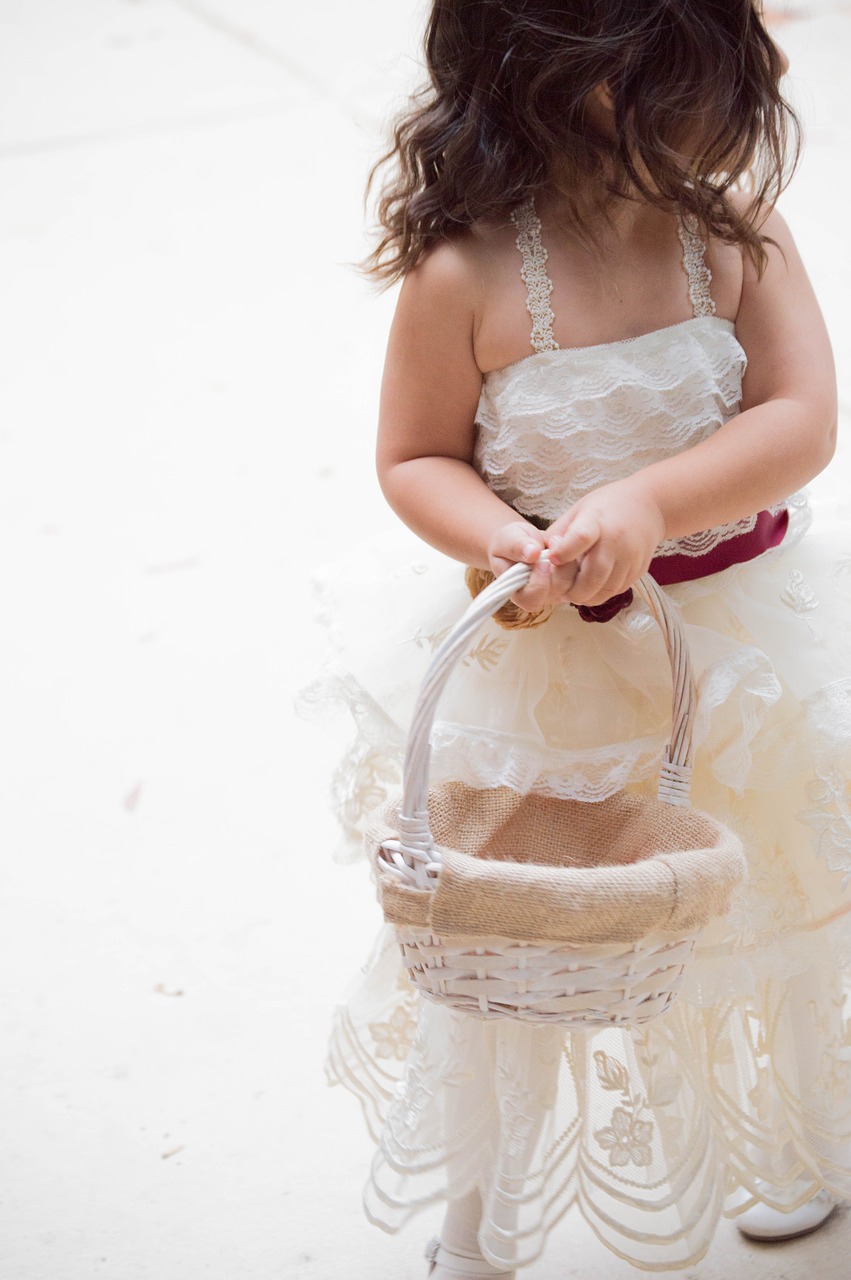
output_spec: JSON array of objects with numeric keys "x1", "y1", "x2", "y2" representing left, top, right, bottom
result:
[{"x1": 380, "y1": 555, "x2": 697, "y2": 889}]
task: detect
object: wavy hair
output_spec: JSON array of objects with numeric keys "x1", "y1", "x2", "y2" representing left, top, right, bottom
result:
[{"x1": 362, "y1": 0, "x2": 799, "y2": 285}]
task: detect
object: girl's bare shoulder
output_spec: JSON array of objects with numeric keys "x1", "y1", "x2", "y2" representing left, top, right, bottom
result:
[
  {"x1": 723, "y1": 197, "x2": 821, "y2": 334},
  {"x1": 395, "y1": 218, "x2": 524, "y2": 370},
  {"x1": 712, "y1": 193, "x2": 800, "y2": 320},
  {"x1": 738, "y1": 202, "x2": 801, "y2": 290},
  {"x1": 405, "y1": 218, "x2": 518, "y2": 297},
  {"x1": 389, "y1": 234, "x2": 484, "y2": 364}
]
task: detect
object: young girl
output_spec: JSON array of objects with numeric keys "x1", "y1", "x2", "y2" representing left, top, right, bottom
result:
[{"x1": 303, "y1": 2, "x2": 851, "y2": 1274}]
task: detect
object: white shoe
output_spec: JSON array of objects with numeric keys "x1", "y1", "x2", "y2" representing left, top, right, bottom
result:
[
  {"x1": 425, "y1": 1236, "x2": 516, "y2": 1279},
  {"x1": 736, "y1": 1181, "x2": 840, "y2": 1241}
]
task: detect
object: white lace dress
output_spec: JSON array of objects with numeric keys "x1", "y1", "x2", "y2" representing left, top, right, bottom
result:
[{"x1": 299, "y1": 201, "x2": 851, "y2": 1272}]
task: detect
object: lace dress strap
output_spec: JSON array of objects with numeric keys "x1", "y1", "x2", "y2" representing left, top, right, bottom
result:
[
  {"x1": 676, "y1": 214, "x2": 717, "y2": 317},
  {"x1": 510, "y1": 199, "x2": 559, "y2": 354}
]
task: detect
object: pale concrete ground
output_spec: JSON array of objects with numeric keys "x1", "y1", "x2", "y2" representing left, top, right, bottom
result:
[{"x1": 0, "y1": 2, "x2": 850, "y2": 1278}]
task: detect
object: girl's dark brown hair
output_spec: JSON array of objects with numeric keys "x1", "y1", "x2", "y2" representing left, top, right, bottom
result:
[{"x1": 363, "y1": 0, "x2": 799, "y2": 285}]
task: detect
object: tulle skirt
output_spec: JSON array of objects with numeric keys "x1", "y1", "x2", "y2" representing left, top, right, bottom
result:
[{"x1": 298, "y1": 497, "x2": 851, "y2": 1272}]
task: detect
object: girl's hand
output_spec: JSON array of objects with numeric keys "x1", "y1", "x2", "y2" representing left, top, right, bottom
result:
[
  {"x1": 546, "y1": 478, "x2": 666, "y2": 607},
  {"x1": 488, "y1": 521, "x2": 579, "y2": 613}
]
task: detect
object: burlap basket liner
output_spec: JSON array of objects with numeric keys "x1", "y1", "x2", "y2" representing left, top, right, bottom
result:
[{"x1": 370, "y1": 781, "x2": 745, "y2": 947}]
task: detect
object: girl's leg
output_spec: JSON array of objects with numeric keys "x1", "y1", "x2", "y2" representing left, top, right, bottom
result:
[
  {"x1": 736, "y1": 961, "x2": 851, "y2": 1239},
  {"x1": 428, "y1": 1188, "x2": 515, "y2": 1278},
  {"x1": 429, "y1": 1021, "x2": 564, "y2": 1278},
  {"x1": 441, "y1": 1188, "x2": 487, "y2": 1256}
]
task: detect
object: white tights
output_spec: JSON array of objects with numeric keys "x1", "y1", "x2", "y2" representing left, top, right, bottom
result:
[
  {"x1": 436, "y1": 1188, "x2": 512, "y2": 1277},
  {"x1": 441, "y1": 1188, "x2": 486, "y2": 1256}
]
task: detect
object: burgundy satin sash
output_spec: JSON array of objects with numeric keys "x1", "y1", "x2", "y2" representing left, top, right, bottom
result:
[{"x1": 575, "y1": 507, "x2": 789, "y2": 623}]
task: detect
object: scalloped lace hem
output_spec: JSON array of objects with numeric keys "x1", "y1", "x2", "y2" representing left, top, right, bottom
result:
[{"x1": 329, "y1": 924, "x2": 851, "y2": 1272}]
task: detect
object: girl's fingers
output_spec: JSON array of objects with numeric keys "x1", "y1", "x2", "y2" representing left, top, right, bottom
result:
[
  {"x1": 569, "y1": 555, "x2": 647, "y2": 606},
  {"x1": 490, "y1": 524, "x2": 545, "y2": 576},
  {"x1": 548, "y1": 518, "x2": 601, "y2": 566},
  {"x1": 512, "y1": 531, "x2": 545, "y2": 564},
  {"x1": 566, "y1": 548, "x2": 617, "y2": 605},
  {"x1": 511, "y1": 556, "x2": 553, "y2": 611},
  {"x1": 550, "y1": 558, "x2": 580, "y2": 594},
  {"x1": 513, "y1": 555, "x2": 582, "y2": 611}
]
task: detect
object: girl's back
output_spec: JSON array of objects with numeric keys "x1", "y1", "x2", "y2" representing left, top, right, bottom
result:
[{"x1": 426, "y1": 196, "x2": 744, "y2": 374}]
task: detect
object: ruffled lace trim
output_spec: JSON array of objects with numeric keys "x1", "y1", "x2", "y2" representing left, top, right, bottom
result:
[
  {"x1": 655, "y1": 504, "x2": 781, "y2": 559},
  {"x1": 430, "y1": 721, "x2": 667, "y2": 802},
  {"x1": 472, "y1": 319, "x2": 803, "y2": 561},
  {"x1": 474, "y1": 321, "x2": 748, "y2": 519}
]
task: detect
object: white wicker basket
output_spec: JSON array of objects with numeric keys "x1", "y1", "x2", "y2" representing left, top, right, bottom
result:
[{"x1": 370, "y1": 559, "x2": 746, "y2": 1027}]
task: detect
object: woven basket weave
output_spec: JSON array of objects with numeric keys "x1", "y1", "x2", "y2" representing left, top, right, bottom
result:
[{"x1": 370, "y1": 559, "x2": 747, "y2": 1027}]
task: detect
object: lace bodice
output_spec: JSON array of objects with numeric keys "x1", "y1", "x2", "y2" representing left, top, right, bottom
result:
[{"x1": 474, "y1": 199, "x2": 786, "y2": 559}]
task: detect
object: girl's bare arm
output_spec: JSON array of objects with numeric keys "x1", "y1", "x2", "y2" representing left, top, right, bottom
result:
[{"x1": 376, "y1": 241, "x2": 553, "y2": 605}]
